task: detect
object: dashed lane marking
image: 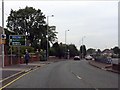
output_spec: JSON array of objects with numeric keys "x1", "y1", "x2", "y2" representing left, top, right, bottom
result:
[
  {"x1": 76, "y1": 75, "x2": 82, "y2": 80},
  {"x1": 71, "y1": 71, "x2": 82, "y2": 80}
]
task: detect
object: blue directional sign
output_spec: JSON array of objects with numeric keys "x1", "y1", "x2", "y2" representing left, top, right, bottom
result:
[{"x1": 9, "y1": 35, "x2": 26, "y2": 46}]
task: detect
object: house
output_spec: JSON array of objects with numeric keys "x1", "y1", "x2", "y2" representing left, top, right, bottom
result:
[{"x1": 102, "y1": 49, "x2": 114, "y2": 57}]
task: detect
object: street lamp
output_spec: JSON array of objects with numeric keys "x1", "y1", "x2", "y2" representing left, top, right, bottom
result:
[
  {"x1": 46, "y1": 15, "x2": 54, "y2": 60},
  {"x1": 65, "y1": 30, "x2": 69, "y2": 59}
]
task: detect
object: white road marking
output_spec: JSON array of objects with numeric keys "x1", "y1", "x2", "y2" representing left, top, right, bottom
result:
[
  {"x1": 76, "y1": 75, "x2": 82, "y2": 79},
  {"x1": 71, "y1": 71, "x2": 82, "y2": 80}
]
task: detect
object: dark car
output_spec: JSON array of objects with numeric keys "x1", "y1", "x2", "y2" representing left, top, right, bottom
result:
[{"x1": 74, "y1": 56, "x2": 80, "y2": 60}]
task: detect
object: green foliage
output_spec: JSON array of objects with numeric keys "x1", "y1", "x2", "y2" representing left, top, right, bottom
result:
[
  {"x1": 48, "y1": 26, "x2": 58, "y2": 44},
  {"x1": 51, "y1": 42, "x2": 59, "y2": 56},
  {"x1": 8, "y1": 46, "x2": 34, "y2": 57},
  {"x1": 80, "y1": 45, "x2": 87, "y2": 58},
  {"x1": 68, "y1": 44, "x2": 79, "y2": 57},
  {"x1": 87, "y1": 48, "x2": 96, "y2": 55},
  {"x1": 112, "y1": 46, "x2": 120, "y2": 54},
  {"x1": 6, "y1": 6, "x2": 57, "y2": 50},
  {"x1": 20, "y1": 46, "x2": 34, "y2": 54},
  {"x1": 49, "y1": 42, "x2": 79, "y2": 58},
  {"x1": 49, "y1": 48, "x2": 56, "y2": 56}
]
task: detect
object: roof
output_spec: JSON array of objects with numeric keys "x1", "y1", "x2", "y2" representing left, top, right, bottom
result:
[{"x1": 102, "y1": 49, "x2": 113, "y2": 54}]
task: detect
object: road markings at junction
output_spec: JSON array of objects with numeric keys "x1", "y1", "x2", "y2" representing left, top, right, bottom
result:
[{"x1": 0, "y1": 67, "x2": 40, "y2": 89}]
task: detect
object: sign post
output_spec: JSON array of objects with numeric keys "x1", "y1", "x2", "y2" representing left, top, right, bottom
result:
[
  {"x1": 9, "y1": 35, "x2": 26, "y2": 65},
  {"x1": 9, "y1": 35, "x2": 26, "y2": 46}
]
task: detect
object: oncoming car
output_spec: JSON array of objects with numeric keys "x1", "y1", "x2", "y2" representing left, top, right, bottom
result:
[{"x1": 74, "y1": 56, "x2": 80, "y2": 60}]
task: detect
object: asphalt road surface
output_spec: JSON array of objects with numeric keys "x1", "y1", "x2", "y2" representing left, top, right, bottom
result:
[{"x1": 6, "y1": 60, "x2": 118, "y2": 88}]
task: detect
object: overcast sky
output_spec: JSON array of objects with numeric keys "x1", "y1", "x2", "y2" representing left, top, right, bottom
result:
[{"x1": 0, "y1": 0, "x2": 118, "y2": 50}]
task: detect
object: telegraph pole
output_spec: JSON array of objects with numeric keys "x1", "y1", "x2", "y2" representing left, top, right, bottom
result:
[
  {"x1": 65, "y1": 30, "x2": 69, "y2": 59},
  {"x1": 46, "y1": 15, "x2": 54, "y2": 60},
  {"x1": 2, "y1": 0, "x2": 5, "y2": 67}
]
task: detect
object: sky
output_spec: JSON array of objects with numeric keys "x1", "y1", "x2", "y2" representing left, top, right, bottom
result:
[{"x1": 0, "y1": 0, "x2": 119, "y2": 50}]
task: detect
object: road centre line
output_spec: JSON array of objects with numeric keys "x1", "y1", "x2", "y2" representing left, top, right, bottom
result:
[
  {"x1": 0, "y1": 67, "x2": 40, "y2": 89},
  {"x1": 71, "y1": 71, "x2": 82, "y2": 80},
  {"x1": 71, "y1": 71, "x2": 99, "y2": 90},
  {"x1": 76, "y1": 75, "x2": 82, "y2": 80}
]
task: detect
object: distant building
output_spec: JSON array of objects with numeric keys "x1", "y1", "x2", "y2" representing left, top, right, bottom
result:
[{"x1": 102, "y1": 49, "x2": 114, "y2": 56}]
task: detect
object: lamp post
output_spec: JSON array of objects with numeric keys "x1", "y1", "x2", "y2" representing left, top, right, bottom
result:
[
  {"x1": 46, "y1": 15, "x2": 54, "y2": 60},
  {"x1": 2, "y1": 0, "x2": 5, "y2": 67},
  {"x1": 65, "y1": 30, "x2": 69, "y2": 59}
]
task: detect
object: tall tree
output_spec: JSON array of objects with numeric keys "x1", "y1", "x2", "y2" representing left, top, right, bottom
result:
[
  {"x1": 52, "y1": 42, "x2": 60, "y2": 57},
  {"x1": 80, "y1": 45, "x2": 87, "y2": 58},
  {"x1": 6, "y1": 6, "x2": 57, "y2": 50},
  {"x1": 68, "y1": 44, "x2": 79, "y2": 57}
]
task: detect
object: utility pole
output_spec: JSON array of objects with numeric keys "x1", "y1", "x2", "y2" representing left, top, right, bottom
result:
[
  {"x1": 46, "y1": 15, "x2": 54, "y2": 61},
  {"x1": 65, "y1": 30, "x2": 69, "y2": 59},
  {"x1": 2, "y1": 0, "x2": 5, "y2": 67}
]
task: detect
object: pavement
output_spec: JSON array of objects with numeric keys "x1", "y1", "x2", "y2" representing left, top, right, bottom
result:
[{"x1": 88, "y1": 60, "x2": 120, "y2": 74}]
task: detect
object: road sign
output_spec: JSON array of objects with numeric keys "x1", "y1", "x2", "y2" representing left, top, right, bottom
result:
[
  {"x1": 9, "y1": 35, "x2": 26, "y2": 46},
  {"x1": 1, "y1": 34, "x2": 6, "y2": 39}
]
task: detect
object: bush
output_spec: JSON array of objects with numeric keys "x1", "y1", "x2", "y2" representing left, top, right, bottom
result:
[
  {"x1": 20, "y1": 46, "x2": 35, "y2": 55},
  {"x1": 8, "y1": 46, "x2": 35, "y2": 57}
]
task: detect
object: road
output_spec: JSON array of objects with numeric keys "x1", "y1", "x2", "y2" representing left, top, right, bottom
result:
[{"x1": 5, "y1": 60, "x2": 118, "y2": 88}]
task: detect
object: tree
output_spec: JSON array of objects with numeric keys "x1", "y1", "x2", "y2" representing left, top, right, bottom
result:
[
  {"x1": 48, "y1": 26, "x2": 58, "y2": 44},
  {"x1": 58, "y1": 42, "x2": 65, "y2": 58},
  {"x1": 80, "y1": 45, "x2": 87, "y2": 58},
  {"x1": 68, "y1": 44, "x2": 79, "y2": 57},
  {"x1": 112, "y1": 46, "x2": 120, "y2": 58},
  {"x1": 87, "y1": 48, "x2": 96, "y2": 55},
  {"x1": 51, "y1": 42, "x2": 60, "y2": 57},
  {"x1": 6, "y1": 6, "x2": 57, "y2": 50},
  {"x1": 112, "y1": 46, "x2": 120, "y2": 55}
]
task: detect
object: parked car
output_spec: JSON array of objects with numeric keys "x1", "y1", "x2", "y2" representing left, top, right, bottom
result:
[
  {"x1": 74, "y1": 56, "x2": 80, "y2": 60},
  {"x1": 95, "y1": 56, "x2": 112, "y2": 64},
  {"x1": 85, "y1": 55, "x2": 93, "y2": 60}
]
